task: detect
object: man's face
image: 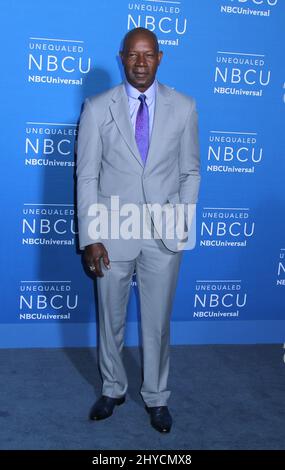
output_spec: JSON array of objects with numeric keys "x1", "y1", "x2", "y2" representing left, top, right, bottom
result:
[{"x1": 120, "y1": 33, "x2": 163, "y2": 92}]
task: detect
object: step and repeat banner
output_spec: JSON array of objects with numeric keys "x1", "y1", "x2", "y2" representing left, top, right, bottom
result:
[{"x1": 1, "y1": 0, "x2": 284, "y2": 347}]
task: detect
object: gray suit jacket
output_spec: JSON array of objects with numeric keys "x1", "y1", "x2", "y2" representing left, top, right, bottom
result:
[{"x1": 76, "y1": 81, "x2": 201, "y2": 260}]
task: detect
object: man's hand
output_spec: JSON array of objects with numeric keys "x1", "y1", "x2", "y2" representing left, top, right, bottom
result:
[{"x1": 84, "y1": 243, "x2": 110, "y2": 277}]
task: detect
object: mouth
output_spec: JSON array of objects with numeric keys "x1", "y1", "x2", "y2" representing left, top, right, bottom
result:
[{"x1": 133, "y1": 71, "x2": 148, "y2": 78}]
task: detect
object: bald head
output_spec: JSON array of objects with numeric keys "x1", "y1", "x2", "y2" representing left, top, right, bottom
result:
[{"x1": 121, "y1": 27, "x2": 159, "y2": 54}]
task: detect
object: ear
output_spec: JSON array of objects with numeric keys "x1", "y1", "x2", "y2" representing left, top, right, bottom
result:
[{"x1": 158, "y1": 51, "x2": 163, "y2": 65}]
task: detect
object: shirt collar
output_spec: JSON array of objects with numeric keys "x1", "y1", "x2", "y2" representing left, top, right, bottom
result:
[{"x1": 124, "y1": 79, "x2": 157, "y2": 103}]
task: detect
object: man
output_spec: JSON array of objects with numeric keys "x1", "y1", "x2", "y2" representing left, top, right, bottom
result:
[{"x1": 76, "y1": 27, "x2": 200, "y2": 433}]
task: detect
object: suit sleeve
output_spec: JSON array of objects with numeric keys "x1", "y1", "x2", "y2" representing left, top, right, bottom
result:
[
  {"x1": 76, "y1": 98, "x2": 103, "y2": 250},
  {"x1": 178, "y1": 99, "x2": 201, "y2": 230}
]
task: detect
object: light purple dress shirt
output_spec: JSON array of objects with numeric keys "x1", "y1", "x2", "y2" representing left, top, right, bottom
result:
[{"x1": 124, "y1": 79, "x2": 157, "y2": 139}]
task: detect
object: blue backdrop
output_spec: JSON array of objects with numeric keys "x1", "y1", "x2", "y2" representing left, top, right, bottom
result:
[{"x1": 1, "y1": 0, "x2": 284, "y2": 348}]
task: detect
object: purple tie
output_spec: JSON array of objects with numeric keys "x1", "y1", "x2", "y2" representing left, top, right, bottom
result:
[{"x1": 135, "y1": 94, "x2": 149, "y2": 165}]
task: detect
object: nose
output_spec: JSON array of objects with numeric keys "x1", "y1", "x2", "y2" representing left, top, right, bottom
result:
[{"x1": 135, "y1": 54, "x2": 147, "y2": 67}]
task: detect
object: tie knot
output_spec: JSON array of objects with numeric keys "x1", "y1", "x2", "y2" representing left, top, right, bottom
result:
[{"x1": 138, "y1": 94, "x2": 147, "y2": 104}]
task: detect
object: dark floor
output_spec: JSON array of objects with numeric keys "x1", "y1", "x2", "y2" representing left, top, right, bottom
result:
[{"x1": 0, "y1": 344, "x2": 284, "y2": 450}]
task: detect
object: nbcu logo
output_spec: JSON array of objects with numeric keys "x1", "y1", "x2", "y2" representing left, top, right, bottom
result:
[
  {"x1": 28, "y1": 53, "x2": 91, "y2": 74},
  {"x1": 194, "y1": 292, "x2": 247, "y2": 308},
  {"x1": 19, "y1": 294, "x2": 78, "y2": 311},
  {"x1": 22, "y1": 217, "x2": 77, "y2": 236}
]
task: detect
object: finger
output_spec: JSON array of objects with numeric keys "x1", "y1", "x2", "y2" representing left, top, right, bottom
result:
[
  {"x1": 102, "y1": 253, "x2": 111, "y2": 269},
  {"x1": 94, "y1": 256, "x2": 104, "y2": 277}
]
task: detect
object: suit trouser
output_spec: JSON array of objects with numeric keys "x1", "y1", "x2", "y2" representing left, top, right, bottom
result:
[{"x1": 96, "y1": 236, "x2": 183, "y2": 407}]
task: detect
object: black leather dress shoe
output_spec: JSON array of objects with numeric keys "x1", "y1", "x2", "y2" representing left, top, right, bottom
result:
[
  {"x1": 89, "y1": 395, "x2": 125, "y2": 420},
  {"x1": 146, "y1": 406, "x2": 172, "y2": 433}
]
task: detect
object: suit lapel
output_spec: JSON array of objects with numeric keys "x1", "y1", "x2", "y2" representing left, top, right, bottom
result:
[
  {"x1": 109, "y1": 84, "x2": 144, "y2": 168},
  {"x1": 144, "y1": 82, "x2": 171, "y2": 172},
  {"x1": 109, "y1": 82, "x2": 171, "y2": 170}
]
